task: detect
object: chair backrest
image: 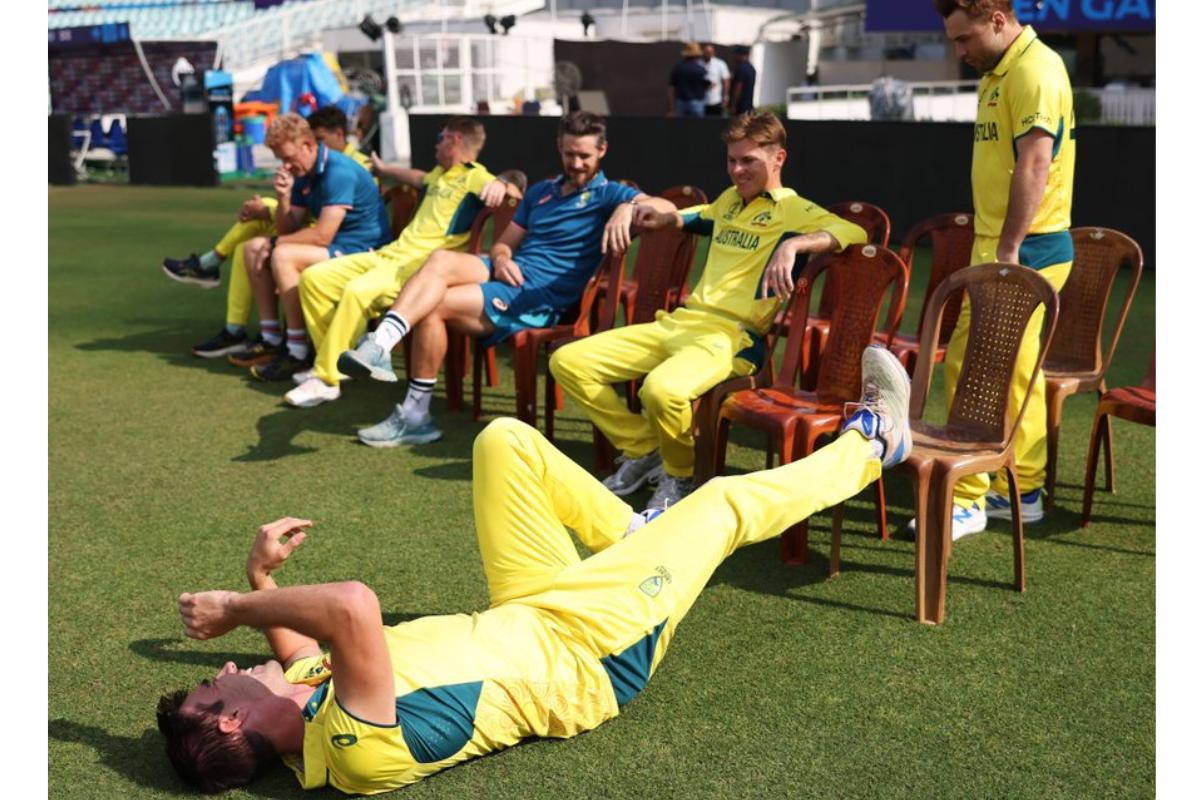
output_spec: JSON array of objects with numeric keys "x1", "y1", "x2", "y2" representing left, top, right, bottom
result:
[
  {"x1": 498, "y1": 169, "x2": 528, "y2": 194},
  {"x1": 911, "y1": 263, "x2": 1059, "y2": 446},
  {"x1": 829, "y1": 201, "x2": 892, "y2": 247},
  {"x1": 466, "y1": 195, "x2": 520, "y2": 255},
  {"x1": 656, "y1": 185, "x2": 708, "y2": 309},
  {"x1": 897, "y1": 212, "x2": 975, "y2": 345},
  {"x1": 570, "y1": 249, "x2": 628, "y2": 335},
  {"x1": 383, "y1": 184, "x2": 420, "y2": 237},
  {"x1": 1044, "y1": 227, "x2": 1144, "y2": 377},
  {"x1": 777, "y1": 244, "x2": 909, "y2": 402}
]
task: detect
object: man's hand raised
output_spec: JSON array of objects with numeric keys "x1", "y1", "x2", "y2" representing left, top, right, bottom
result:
[
  {"x1": 178, "y1": 590, "x2": 240, "y2": 640},
  {"x1": 247, "y1": 517, "x2": 311, "y2": 581}
]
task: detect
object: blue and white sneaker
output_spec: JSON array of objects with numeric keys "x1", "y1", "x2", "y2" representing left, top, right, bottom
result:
[
  {"x1": 357, "y1": 406, "x2": 443, "y2": 448},
  {"x1": 840, "y1": 345, "x2": 912, "y2": 468},
  {"x1": 338, "y1": 333, "x2": 399, "y2": 383},
  {"x1": 984, "y1": 488, "x2": 1044, "y2": 523},
  {"x1": 905, "y1": 501, "x2": 988, "y2": 541},
  {"x1": 623, "y1": 507, "x2": 664, "y2": 538}
]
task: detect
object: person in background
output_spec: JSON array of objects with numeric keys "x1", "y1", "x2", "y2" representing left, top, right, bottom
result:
[
  {"x1": 729, "y1": 46, "x2": 757, "y2": 116},
  {"x1": 668, "y1": 42, "x2": 710, "y2": 118},
  {"x1": 702, "y1": 43, "x2": 731, "y2": 117}
]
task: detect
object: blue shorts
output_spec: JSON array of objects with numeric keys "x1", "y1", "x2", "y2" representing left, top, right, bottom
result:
[{"x1": 476, "y1": 256, "x2": 561, "y2": 347}]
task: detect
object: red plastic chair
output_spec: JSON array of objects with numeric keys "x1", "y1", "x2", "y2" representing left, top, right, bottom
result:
[
  {"x1": 1081, "y1": 350, "x2": 1154, "y2": 527},
  {"x1": 383, "y1": 184, "x2": 420, "y2": 237},
  {"x1": 874, "y1": 212, "x2": 975, "y2": 375},
  {"x1": 711, "y1": 244, "x2": 908, "y2": 564}
]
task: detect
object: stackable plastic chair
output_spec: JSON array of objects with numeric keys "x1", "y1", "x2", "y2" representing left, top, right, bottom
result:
[
  {"x1": 1042, "y1": 227, "x2": 1143, "y2": 511},
  {"x1": 383, "y1": 184, "x2": 420, "y2": 238},
  {"x1": 827, "y1": 263, "x2": 1059, "y2": 625},
  {"x1": 710, "y1": 244, "x2": 908, "y2": 564},
  {"x1": 1081, "y1": 349, "x2": 1154, "y2": 527},
  {"x1": 877, "y1": 212, "x2": 975, "y2": 374}
]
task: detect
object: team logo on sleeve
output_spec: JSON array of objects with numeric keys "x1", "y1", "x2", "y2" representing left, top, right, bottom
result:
[{"x1": 331, "y1": 734, "x2": 358, "y2": 748}]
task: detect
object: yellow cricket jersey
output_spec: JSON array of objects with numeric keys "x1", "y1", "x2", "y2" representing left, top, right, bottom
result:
[
  {"x1": 282, "y1": 605, "x2": 619, "y2": 795},
  {"x1": 342, "y1": 142, "x2": 379, "y2": 186},
  {"x1": 377, "y1": 162, "x2": 496, "y2": 266},
  {"x1": 971, "y1": 25, "x2": 1075, "y2": 240},
  {"x1": 680, "y1": 186, "x2": 868, "y2": 336}
]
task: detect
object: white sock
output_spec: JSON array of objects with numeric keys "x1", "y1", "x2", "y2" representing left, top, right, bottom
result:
[
  {"x1": 199, "y1": 250, "x2": 222, "y2": 269},
  {"x1": 374, "y1": 312, "x2": 410, "y2": 352},
  {"x1": 260, "y1": 320, "x2": 282, "y2": 346},
  {"x1": 286, "y1": 328, "x2": 309, "y2": 359},
  {"x1": 402, "y1": 377, "x2": 435, "y2": 419}
]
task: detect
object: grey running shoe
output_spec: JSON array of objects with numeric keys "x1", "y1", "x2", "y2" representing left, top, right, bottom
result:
[
  {"x1": 840, "y1": 344, "x2": 912, "y2": 468},
  {"x1": 602, "y1": 451, "x2": 664, "y2": 496},
  {"x1": 337, "y1": 332, "x2": 399, "y2": 383},
  {"x1": 357, "y1": 407, "x2": 443, "y2": 448},
  {"x1": 645, "y1": 474, "x2": 695, "y2": 511}
]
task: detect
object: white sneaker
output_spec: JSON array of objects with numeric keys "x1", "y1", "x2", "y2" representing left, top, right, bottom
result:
[
  {"x1": 293, "y1": 369, "x2": 350, "y2": 385},
  {"x1": 602, "y1": 452, "x2": 664, "y2": 496},
  {"x1": 623, "y1": 507, "x2": 665, "y2": 538},
  {"x1": 840, "y1": 345, "x2": 912, "y2": 468},
  {"x1": 646, "y1": 474, "x2": 695, "y2": 511},
  {"x1": 285, "y1": 377, "x2": 341, "y2": 408},
  {"x1": 906, "y1": 502, "x2": 988, "y2": 541},
  {"x1": 984, "y1": 488, "x2": 1044, "y2": 523}
]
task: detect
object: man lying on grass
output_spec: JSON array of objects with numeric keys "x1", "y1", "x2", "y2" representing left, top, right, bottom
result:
[{"x1": 157, "y1": 346, "x2": 913, "y2": 794}]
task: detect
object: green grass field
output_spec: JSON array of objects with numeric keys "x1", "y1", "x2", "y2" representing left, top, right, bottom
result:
[{"x1": 49, "y1": 185, "x2": 1155, "y2": 799}]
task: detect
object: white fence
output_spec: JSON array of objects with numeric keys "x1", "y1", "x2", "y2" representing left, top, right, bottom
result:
[{"x1": 787, "y1": 81, "x2": 1156, "y2": 126}]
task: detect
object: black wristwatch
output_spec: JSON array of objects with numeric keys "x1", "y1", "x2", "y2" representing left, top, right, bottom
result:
[{"x1": 268, "y1": 235, "x2": 278, "y2": 253}]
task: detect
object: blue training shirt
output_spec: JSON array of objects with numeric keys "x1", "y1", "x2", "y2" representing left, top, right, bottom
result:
[
  {"x1": 505, "y1": 171, "x2": 639, "y2": 315},
  {"x1": 292, "y1": 143, "x2": 392, "y2": 253}
]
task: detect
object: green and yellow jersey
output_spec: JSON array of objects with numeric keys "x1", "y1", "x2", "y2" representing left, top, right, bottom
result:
[
  {"x1": 378, "y1": 162, "x2": 495, "y2": 265},
  {"x1": 680, "y1": 187, "x2": 868, "y2": 336},
  {"x1": 282, "y1": 605, "x2": 619, "y2": 795},
  {"x1": 971, "y1": 25, "x2": 1075, "y2": 243}
]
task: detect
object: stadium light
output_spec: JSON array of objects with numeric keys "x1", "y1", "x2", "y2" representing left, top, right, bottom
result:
[
  {"x1": 385, "y1": 16, "x2": 403, "y2": 34},
  {"x1": 483, "y1": 14, "x2": 498, "y2": 34},
  {"x1": 359, "y1": 14, "x2": 383, "y2": 42},
  {"x1": 500, "y1": 14, "x2": 516, "y2": 35},
  {"x1": 581, "y1": 11, "x2": 595, "y2": 37}
]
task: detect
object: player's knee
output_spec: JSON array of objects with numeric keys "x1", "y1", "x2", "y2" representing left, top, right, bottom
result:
[
  {"x1": 548, "y1": 343, "x2": 578, "y2": 383},
  {"x1": 640, "y1": 372, "x2": 687, "y2": 414},
  {"x1": 473, "y1": 417, "x2": 527, "y2": 454}
]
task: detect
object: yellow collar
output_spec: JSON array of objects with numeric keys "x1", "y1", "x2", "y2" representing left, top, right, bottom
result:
[{"x1": 989, "y1": 25, "x2": 1038, "y2": 77}]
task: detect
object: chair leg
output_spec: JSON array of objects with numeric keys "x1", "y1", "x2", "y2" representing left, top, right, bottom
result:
[
  {"x1": 712, "y1": 417, "x2": 732, "y2": 477},
  {"x1": 874, "y1": 477, "x2": 889, "y2": 541},
  {"x1": 829, "y1": 502, "x2": 844, "y2": 577},
  {"x1": 486, "y1": 346, "x2": 498, "y2": 387},
  {"x1": 545, "y1": 368, "x2": 557, "y2": 442},
  {"x1": 593, "y1": 425, "x2": 615, "y2": 474},
  {"x1": 779, "y1": 433, "x2": 808, "y2": 566},
  {"x1": 514, "y1": 342, "x2": 537, "y2": 426},
  {"x1": 1005, "y1": 461, "x2": 1026, "y2": 592},
  {"x1": 1081, "y1": 409, "x2": 1108, "y2": 527},
  {"x1": 1098, "y1": 386, "x2": 1115, "y2": 493},
  {"x1": 444, "y1": 334, "x2": 464, "y2": 412},
  {"x1": 1044, "y1": 389, "x2": 1065, "y2": 512},
  {"x1": 914, "y1": 467, "x2": 948, "y2": 624},
  {"x1": 471, "y1": 341, "x2": 484, "y2": 422}
]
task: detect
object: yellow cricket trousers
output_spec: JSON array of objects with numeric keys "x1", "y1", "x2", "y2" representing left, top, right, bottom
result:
[
  {"x1": 944, "y1": 237, "x2": 1072, "y2": 507},
  {"x1": 214, "y1": 198, "x2": 278, "y2": 329},
  {"x1": 298, "y1": 248, "x2": 423, "y2": 387},
  {"x1": 549, "y1": 307, "x2": 760, "y2": 479},
  {"x1": 472, "y1": 418, "x2": 880, "y2": 705}
]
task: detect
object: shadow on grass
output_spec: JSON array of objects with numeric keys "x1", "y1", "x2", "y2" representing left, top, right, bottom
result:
[{"x1": 49, "y1": 719, "x2": 326, "y2": 799}]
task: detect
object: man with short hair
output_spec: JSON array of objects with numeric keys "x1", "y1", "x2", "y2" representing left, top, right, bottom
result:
[
  {"x1": 668, "y1": 42, "x2": 710, "y2": 118},
  {"x1": 336, "y1": 111, "x2": 676, "y2": 447},
  {"x1": 728, "y1": 46, "x2": 757, "y2": 115},
  {"x1": 931, "y1": 0, "x2": 1076, "y2": 538},
  {"x1": 156, "y1": 345, "x2": 913, "y2": 796},
  {"x1": 233, "y1": 112, "x2": 392, "y2": 382},
  {"x1": 161, "y1": 106, "x2": 375, "y2": 360},
  {"x1": 283, "y1": 117, "x2": 519, "y2": 408},
  {"x1": 551, "y1": 111, "x2": 868, "y2": 511},
  {"x1": 701, "y1": 43, "x2": 731, "y2": 117}
]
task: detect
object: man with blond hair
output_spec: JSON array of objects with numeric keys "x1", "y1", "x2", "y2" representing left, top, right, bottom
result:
[
  {"x1": 283, "y1": 116, "x2": 519, "y2": 407},
  {"x1": 232, "y1": 112, "x2": 391, "y2": 382},
  {"x1": 930, "y1": 0, "x2": 1075, "y2": 538},
  {"x1": 551, "y1": 111, "x2": 868, "y2": 511}
]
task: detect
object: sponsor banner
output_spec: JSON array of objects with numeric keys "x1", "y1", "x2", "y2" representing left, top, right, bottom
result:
[{"x1": 865, "y1": 0, "x2": 1155, "y2": 33}]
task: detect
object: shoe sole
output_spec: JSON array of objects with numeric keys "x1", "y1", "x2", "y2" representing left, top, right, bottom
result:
[
  {"x1": 286, "y1": 392, "x2": 339, "y2": 408},
  {"x1": 337, "y1": 351, "x2": 374, "y2": 379},
  {"x1": 863, "y1": 346, "x2": 913, "y2": 465},
  {"x1": 357, "y1": 429, "x2": 443, "y2": 448},
  {"x1": 229, "y1": 353, "x2": 278, "y2": 368},
  {"x1": 604, "y1": 466, "x2": 664, "y2": 497},
  {"x1": 162, "y1": 264, "x2": 219, "y2": 289},
  {"x1": 252, "y1": 365, "x2": 310, "y2": 382},
  {"x1": 984, "y1": 506, "x2": 1044, "y2": 523},
  {"x1": 193, "y1": 344, "x2": 249, "y2": 359}
]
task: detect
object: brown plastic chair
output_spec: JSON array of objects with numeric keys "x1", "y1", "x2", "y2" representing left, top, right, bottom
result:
[
  {"x1": 441, "y1": 197, "x2": 520, "y2": 411},
  {"x1": 779, "y1": 201, "x2": 892, "y2": 389},
  {"x1": 1042, "y1": 227, "x2": 1143, "y2": 511},
  {"x1": 828, "y1": 263, "x2": 1059, "y2": 625},
  {"x1": 1081, "y1": 349, "x2": 1154, "y2": 527},
  {"x1": 874, "y1": 212, "x2": 975, "y2": 374},
  {"x1": 383, "y1": 184, "x2": 420, "y2": 237},
  {"x1": 711, "y1": 244, "x2": 908, "y2": 563},
  {"x1": 471, "y1": 248, "x2": 627, "y2": 426}
]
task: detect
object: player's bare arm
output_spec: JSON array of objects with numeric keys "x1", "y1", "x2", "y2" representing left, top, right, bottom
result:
[
  {"x1": 244, "y1": 518, "x2": 323, "y2": 667},
  {"x1": 996, "y1": 130, "x2": 1054, "y2": 264},
  {"x1": 276, "y1": 205, "x2": 349, "y2": 249},
  {"x1": 761, "y1": 230, "x2": 840, "y2": 297},
  {"x1": 370, "y1": 152, "x2": 428, "y2": 188},
  {"x1": 602, "y1": 194, "x2": 678, "y2": 254},
  {"x1": 489, "y1": 222, "x2": 528, "y2": 287},
  {"x1": 178, "y1": 577, "x2": 397, "y2": 723},
  {"x1": 239, "y1": 195, "x2": 271, "y2": 223}
]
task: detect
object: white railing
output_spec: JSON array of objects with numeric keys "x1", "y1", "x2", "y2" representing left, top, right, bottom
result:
[
  {"x1": 788, "y1": 81, "x2": 1156, "y2": 126},
  {"x1": 787, "y1": 80, "x2": 978, "y2": 122}
]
